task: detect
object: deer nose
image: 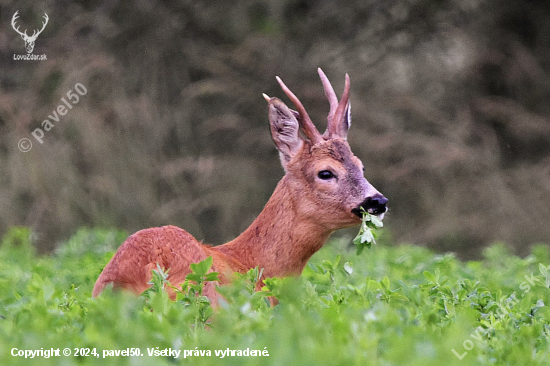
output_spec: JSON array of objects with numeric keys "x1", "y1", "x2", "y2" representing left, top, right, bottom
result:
[
  {"x1": 367, "y1": 195, "x2": 388, "y2": 215},
  {"x1": 352, "y1": 194, "x2": 388, "y2": 217}
]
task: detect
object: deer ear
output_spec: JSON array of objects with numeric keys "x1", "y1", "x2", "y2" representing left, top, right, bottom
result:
[{"x1": 266, "y1": 97, "x2": 303, "y2": 168}]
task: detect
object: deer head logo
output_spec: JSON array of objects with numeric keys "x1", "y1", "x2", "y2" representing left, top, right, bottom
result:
[{"x1": 11, "y1": 11, "x2": 49, "y2": 54}]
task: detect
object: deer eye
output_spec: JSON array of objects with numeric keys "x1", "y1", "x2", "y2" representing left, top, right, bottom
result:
[{"x1": 318, "y1": 170, "x2": 335, "y2": 180}]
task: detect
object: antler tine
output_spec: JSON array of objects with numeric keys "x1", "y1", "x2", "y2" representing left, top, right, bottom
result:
[
  {"x1": 34, "y1": 13, "x2": 49, "y2": 38},
  {"x1": 276, "y1": 76, "x2": 323, "y2": 145},
  {"x1": 12, "y1": 11, "x2": 19, "y2": 27},
  {"x1": 330, "y1": 73, "x2": 350, "y2": 138},
  {"x1": 317, "y1": 68, "x2": 339, "y2": 125},
  {"x1": 41, "y1": 13, "x2": 49, "y2": 28},
  {"x1": 11, "y1": 11, "x2": 28, "y2": 37}
]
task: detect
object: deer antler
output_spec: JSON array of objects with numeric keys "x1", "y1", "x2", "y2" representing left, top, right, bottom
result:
[
  {"x1": 318, "y1": 68, "x2": 339, "y2": 125},
  {"x1": 11, "y1": 11, "x2": 48, "y2": 41},
  {"x1": 30, "y1": 13, "x2": 49, "y2": 40},
  {"x1": 11, "y1": 11, "x2": 28, "y2": 38},
  {"x1": 318, "y1": 68, "x2": 350, "y2": 140},
  {"x1": 275, "y1": 76, "x2": 324, "y2": 145}
]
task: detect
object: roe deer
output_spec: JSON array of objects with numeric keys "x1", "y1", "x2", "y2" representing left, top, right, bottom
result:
[{"x1": 93, "y1": 69, "x2": 388, "y2": 304}]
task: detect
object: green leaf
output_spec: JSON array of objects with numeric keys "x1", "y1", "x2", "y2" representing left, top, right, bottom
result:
[
  {"x1": 353, "y1": 209, "x2": 383, "y2": 254},
  {"x1": 423, "y1": 271, "x2": 436, "y2": 283},
  {"x1": 204, "y1": 272, "x2": 220, "y2": 282},
  {"x1": 381, "y1": 276, "x2": 390, "y2": 291},
  {"x1": 185, "y1": 273, "x2": 201, "y2": 283},
  {"x1": 189, "y1": 256, "x2": 213, "y2": 276}
]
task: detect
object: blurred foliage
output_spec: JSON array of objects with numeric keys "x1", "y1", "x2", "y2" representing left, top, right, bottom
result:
[
  {"x1": 1, "y1": 227, "x2": 550, "y2": 365},
  {"x1": 0, "y1": 0, "x2": 549, "y2": 255}
]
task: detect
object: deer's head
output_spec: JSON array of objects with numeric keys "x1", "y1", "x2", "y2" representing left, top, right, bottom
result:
[
  {"x1": 264, "y1": 69, "x2": 387, "y2": 231},
  {"x1": 11, "y1": 11, "x2": 48, "y2": 54}
]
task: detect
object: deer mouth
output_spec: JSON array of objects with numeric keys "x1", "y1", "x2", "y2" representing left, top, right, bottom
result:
[{"x1": 351, "y1": 195, "x2": 388, "y2": 218}]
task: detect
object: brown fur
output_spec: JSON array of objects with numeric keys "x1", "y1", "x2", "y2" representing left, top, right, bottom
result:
[{"x1": 93, "y1": 70, "x2": 386, "y2": 304}]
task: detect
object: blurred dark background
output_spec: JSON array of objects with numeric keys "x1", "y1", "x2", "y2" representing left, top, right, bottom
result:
[{"x1": 1, "y1": 0, "x2": 549, "y2": 258}]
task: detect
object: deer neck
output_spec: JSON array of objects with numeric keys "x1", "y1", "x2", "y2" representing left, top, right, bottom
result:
[{"x1": 214, "y1": 175, "x2": 333, "y2": 278}]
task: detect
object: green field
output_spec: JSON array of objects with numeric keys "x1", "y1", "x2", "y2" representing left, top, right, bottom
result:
[{"x1": 1, "y1": 227, "x2": 549, "y2": 365}]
